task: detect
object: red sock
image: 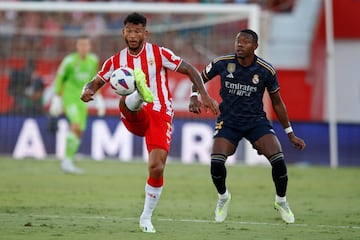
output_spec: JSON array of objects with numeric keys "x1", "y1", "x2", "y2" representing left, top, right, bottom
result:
[{"x1": 147, "y1": 176, "x2": 164, "y2": 188}]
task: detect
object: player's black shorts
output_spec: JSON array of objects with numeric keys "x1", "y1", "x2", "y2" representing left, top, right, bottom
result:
[{"x1": 213, "y1": 119, "x2": 275, "y2": 146}]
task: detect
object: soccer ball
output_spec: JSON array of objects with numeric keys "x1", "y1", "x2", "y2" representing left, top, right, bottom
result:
[{"x1": 109, "y1": 67, "x2": 136, "y2": 96}]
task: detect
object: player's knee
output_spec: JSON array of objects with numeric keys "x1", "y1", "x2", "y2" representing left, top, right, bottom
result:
[
  {"x1": 148, "y1": 152, "x2": 167, "y2": 177},
  {"x1": 148, "y1": 162, "x2": 165, "y2": 177}
]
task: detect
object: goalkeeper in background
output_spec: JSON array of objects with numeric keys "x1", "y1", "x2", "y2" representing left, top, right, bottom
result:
[{"x1": 49, "y1": 35, "x2": 105, "y2": 174}]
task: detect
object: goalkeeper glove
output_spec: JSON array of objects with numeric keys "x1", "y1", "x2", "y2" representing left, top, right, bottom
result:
[
  {"x1": 94, "y1": 94, "x2": 106, "y2": 117},
  {"x1": 49, "y1": 94, "x2": 62, "y2": 117}
]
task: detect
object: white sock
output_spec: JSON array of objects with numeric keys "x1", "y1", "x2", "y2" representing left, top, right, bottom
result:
[
  {"x1": 125, "y1": 92, "x2": 143, "y2": 111},
  {"x1": 275, "y1": 195, "x2": 287, "y2": 203},
  {"x1": 218, "y1": 189, "x2": 229, "y2": 200},
  {"x1": 140, "y1": 183, "x2": 163, "y2": 220}
]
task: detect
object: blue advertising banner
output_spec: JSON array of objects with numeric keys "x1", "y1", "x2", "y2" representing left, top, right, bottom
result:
[{"x1": 0, "y1": 116, "x2": 359, "y2": 166}]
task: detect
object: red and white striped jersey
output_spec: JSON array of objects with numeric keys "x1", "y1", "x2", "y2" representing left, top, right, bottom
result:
[{"x1": 97, "y1": 42, "x2": 183, "y2": 118}]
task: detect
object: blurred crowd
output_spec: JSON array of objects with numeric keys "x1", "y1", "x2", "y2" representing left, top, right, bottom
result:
[
  {"x1": 0, "y1": 0, "x2": 295, "y2": 115},
  {"x1": 0, "y1": 0, "x2": 295, "y2": 58},
  {"x1": 12, "y1": 0, "x2": 295, "y2": 12}
]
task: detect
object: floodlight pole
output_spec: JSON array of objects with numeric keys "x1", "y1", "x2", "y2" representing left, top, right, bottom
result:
[{"x1": 324, "y1": 0, "x2": 338, "y2": 168}]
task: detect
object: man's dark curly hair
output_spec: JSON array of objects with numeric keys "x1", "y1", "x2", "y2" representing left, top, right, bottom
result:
[{"x1": 124, "y1": 12, "x2": 147, "y2": 26}]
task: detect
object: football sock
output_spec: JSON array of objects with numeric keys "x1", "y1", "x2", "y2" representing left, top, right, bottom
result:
[
  {"x1": 219, "y1": 189, "x2": 230, "y2": 200},
  {"x1": 125, "y1": 92, "x2": 143, "y2": 111},
  {"x1": 275, "y1": 195, "x2": 287, "y2": 203},
  {"x1": 270, "y1": 153, "x2": 288, "y2": 197},
  {"x1": 65, "y1": 131, "x2": 80, "y2": 161},
  {"x1": 211, "y1": 154, "x2": 227, "y2": 195},
  {"x1": 141, "y1": 181, "x2": 163, "y2": 220}
]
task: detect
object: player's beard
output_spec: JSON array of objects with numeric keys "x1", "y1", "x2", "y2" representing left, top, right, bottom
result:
[{"x1": 126, "y1": 39, "x2": 143, "y2": 53}]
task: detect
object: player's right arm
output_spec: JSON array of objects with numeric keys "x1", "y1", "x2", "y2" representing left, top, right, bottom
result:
[
  {"x1": 178, "y1": 60, "x2": 218, "y2": 115},
  {"x1": 81, "y1": 54, "x2": 113, "y2": 102},
  {"x1": 81, "y1": 75, "x2": 105, "y2": 102}
]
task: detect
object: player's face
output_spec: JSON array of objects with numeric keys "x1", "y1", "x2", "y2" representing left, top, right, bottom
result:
[
  {"x1": 76, "y1": 38, "x2": 91, "y2": 58},
  {"x1": 123, "y1": 23, "x2": 148, "y2": 54},
  {"x1": 234, "y1": 33, "x2": 258, "y2": 59}
]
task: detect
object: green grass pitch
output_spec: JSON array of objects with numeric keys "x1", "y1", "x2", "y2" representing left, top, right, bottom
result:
[{"x1": 0, "y1": 157, "x2": 359, "y2": 240}]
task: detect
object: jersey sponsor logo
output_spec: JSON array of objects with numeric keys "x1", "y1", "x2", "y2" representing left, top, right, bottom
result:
[
  {"x1": 225, "y1": 81, "x2": 257, "y2": 96},
  {"x1": 76, "y1": 72, "x2": 92, "y2": 82},
  {"x1": 252, "y1": 74, "x2": 260, "y2": 84},
  {"x1": 226, "y1": 63, "x2": 235, "y2": 78}
]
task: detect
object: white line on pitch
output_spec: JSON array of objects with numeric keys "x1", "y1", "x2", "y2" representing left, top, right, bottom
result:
[{"x1": 1, "y1": 213, "x2": 359, "y2": 230}]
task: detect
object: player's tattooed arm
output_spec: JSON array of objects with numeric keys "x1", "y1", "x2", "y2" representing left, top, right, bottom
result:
[
  {"x1": 178, "y1": 60, "x2": 219, "y2": 115},
  {"x1": 81, "y1": 76, "x2": 105, "y2": 102},
  {"x1": 177, "y1": 60, "x2": 209, "y2": 97}
]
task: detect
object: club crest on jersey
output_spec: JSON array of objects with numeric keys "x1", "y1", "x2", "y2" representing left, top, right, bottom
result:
[
  {"x1": 148, "y1": 58, "x2": 154, "y2": 66},
  {"x1": 226, "y1": 63, "x2": 235, "y2": 78},
  {"x1": 252, "y1": 74, "x2": 260, "y2": 84}
]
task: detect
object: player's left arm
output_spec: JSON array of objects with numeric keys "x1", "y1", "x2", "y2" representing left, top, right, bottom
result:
[
  {"x1": 177, "y1": 60, "x2": 218, "y2": 115},
  {"x1": 270, "y1": 91, "x2": 306, "y2": 150}
]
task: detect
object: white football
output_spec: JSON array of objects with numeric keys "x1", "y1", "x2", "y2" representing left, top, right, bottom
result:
[{"x1": 109, "y1": 67, "x2": 136, "y2": 96}]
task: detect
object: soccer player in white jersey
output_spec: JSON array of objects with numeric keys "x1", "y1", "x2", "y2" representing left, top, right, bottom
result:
[{"x1": 81, "y1": 12, "x2": 219, "y2": 233}]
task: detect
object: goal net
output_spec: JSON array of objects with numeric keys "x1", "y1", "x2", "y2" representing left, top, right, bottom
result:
[
  {"x1": 0, "y1": 1, "x2": 261, "y2": 112},
  {"x1": 0, "y1": 1, "x2": 266, "y2": 164}
]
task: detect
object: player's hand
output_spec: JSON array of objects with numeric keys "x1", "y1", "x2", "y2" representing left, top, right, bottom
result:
[
  {"x1": 81, "y1": 87, "x2": 95, "y2": 102},
  {"x1": 199, "y1": 93, "x2": 219, "y2": 116},
  {"x1": 288, "y1": 134, "x2": 306, "y2": 150},
  {"x1": 189, "y1": 95, "x2": 203, "y2": 114}
]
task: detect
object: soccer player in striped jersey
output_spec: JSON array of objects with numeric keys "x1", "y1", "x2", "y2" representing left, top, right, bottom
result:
[
  {"x1": 189, "y1": 29, "x2": 306, "y2": 224},
  {"x1": 81, "y1": 12, "x2": 218, "y2": 233},
  {"x1": 49, "y1": 35, "x2": 105, "y2": 174}
]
